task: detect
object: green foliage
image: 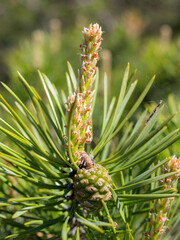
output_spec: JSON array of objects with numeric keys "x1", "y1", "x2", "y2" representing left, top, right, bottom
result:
[
  {"x1": 144, "y1": 93, "x2": 180, "y2": 158},
  {"x1": 0, "y1": 59, "x2": 180, "y2": 239}
]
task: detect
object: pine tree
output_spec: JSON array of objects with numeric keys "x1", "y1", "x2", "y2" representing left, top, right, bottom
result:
[{"x1": 0, "y1": 23, "x2": 180, "y2": 240}]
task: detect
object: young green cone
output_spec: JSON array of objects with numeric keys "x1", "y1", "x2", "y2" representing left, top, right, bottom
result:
[{"x1": 74, "y1": 163, "x2": 112, "y2": 212}]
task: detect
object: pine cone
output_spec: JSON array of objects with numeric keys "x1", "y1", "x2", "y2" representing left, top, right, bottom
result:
[{"x1": 74, "y1": 164, "x2": 112, "y2": 211}]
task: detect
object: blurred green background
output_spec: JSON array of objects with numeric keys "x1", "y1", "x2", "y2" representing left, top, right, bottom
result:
[{"x1": 1, "y1": 0, "x2": 180, "y2": 101}]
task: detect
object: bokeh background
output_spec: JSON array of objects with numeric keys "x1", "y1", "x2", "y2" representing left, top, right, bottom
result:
[{"x1": 1, "y1": 0, "x2": 180, "y2": 102}]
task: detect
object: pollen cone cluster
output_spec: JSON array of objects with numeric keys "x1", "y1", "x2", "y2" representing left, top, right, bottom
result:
[
  {"x1": 65, "y1": 23, "x2": 103, "y2": 166},
  {"x1": 143, "y1": 156, "x2": 180, "y2": 240}
]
